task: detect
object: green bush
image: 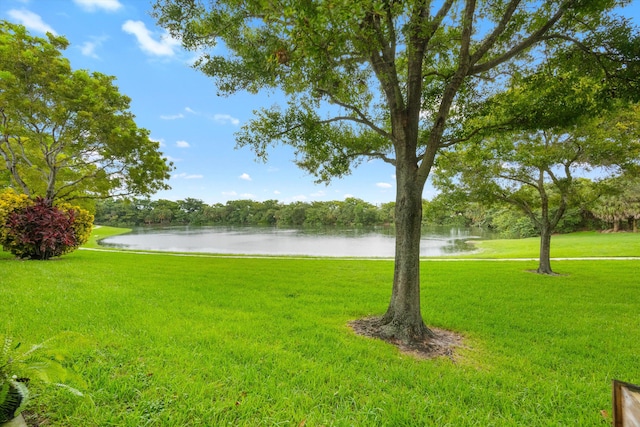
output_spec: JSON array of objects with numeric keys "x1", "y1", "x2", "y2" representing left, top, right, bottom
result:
[
  {"x1": 56, "y1": 201, "x2": 94, "y2": 247},
  {"x1": 0, "y1": 194, "x2": 94, "y2": 260},
  {"x1": 491, "y1": 209, "x2": 538, "y2": 238}
]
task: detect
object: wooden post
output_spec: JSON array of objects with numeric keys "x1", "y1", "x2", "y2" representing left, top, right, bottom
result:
[{"x1": 613, "y1": 380, "x2": 640, "y2": 427}]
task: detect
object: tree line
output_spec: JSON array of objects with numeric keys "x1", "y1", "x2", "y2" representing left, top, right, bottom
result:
[
  {"x1": 425, "y1": 176, "x2": 640, "y2": 236},
  {"x1": 94, "y1": 197, "x2": 394, "y2": 228},
  {"x1": 95, "y1": 175, "x2": 640, "y2": 233}
]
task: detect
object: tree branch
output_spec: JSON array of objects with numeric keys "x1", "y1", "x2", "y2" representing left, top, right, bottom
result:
[
  {"x1": 317, "y1": 89, "x2": 392, "y2": 140},
  {"x1": 498, "y1": 191, "x2": 542, "y2": 228},
  {"x1": 469, "y1": 0, "x2": 522, "y2": 66},
  {"x1": 417, "y1": 0, "x2": 476, "y2": 183},
  {"x1": 470, "y1": 2, "x2": 570, "y2": 74},
  {"x1": 497, "y1": 171, "x2": 539, "y2": 191}
]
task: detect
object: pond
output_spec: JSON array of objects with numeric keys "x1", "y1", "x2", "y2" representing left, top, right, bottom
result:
[{"x1": 99, "y1": 225, "x2": 494, "y2": 257}]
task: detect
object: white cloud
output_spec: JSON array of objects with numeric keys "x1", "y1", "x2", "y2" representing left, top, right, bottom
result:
[
  {"x1": 185, "y1": 107, "x2": 197, "y2": 114},
  {"x1": 311, "y1": 190, "x2": 326, "y2": 197},
  {"x1": 73, "y1": 0, "x2": 123, "y2": 12},
  {"x1": 376, "y1": 182, "x2": 393, "y2": 189},
  {"x1": 80, "y1": 41, "x2": 99, "y2": 58},
  {"x1": 222, "y1": 191, "x2": 238, "y2": 196},
  {"x1": 240, "y1": 193, "x2": 255, "y2": 199},
  {"x1": 122, "y1": 20, "x2": 180, "y2": 57},
  {"x1": 343, "y1": 194, "x2": 354, "y2": 199},
  {"x1": 160, "y1": 113, "x2": 184, "y2": 120},
  {"x1": 239, "y1": 173, "x2": 252, "y2": 181},
  {"x1": 273, "y1": 190, "x2": 281, "y2": 195},
  {"x1": 176, "y1": 140, "x2": 190, "y2": 148},
  {"x1": 213, "y1": 114, "x2": 240, "y2": 126},
  {"x1": 164, "y1": 155, "x2": 181, "y2": 163},
  {"x1": 8, "y1": 9, "x2": 57, "y2": 35},
  {"x1": 172, "y1": 172, "x2": 203, "y2": 180},
  {"x1": 291, "y1": 195, "x2": 308, "y2": 201},
  {"x1": 79, "y1": 36, "x2": 107, "y2": 59}
]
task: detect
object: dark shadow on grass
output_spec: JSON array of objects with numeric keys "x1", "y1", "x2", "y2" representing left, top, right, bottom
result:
[
  {"x1": 348, "y1": 316, "x2": 464, "y2": 361},
  {"x1": 525, "y1": 269, "x2": 566, "y2": 276}
]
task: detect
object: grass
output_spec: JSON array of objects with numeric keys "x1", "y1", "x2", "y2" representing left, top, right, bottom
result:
[
  {"x1": 460, "y1": 230, "x2": 640, "y2": 259},
  {"x1": 83, "y1": 225, "x2": 132, "y2": 249},
  {"x1": 0, "y1": 229, "x2": 639, "y2": 425}
]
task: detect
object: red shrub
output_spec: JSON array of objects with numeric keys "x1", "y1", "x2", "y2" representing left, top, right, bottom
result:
[{"x1": 2, "y1": 197, "x2": 78, "y2": 260}]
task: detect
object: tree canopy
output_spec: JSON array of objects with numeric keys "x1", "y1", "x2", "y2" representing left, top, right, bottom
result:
[
  {"x1": 436, "y1": 104, "x2": 640, "y2": 273},
  {"x1": 154, "y1": 0, "x2": 639, "y2": 347},
  {"x1": 0, "y1": 21, "x2": 173, "y2": 203}
]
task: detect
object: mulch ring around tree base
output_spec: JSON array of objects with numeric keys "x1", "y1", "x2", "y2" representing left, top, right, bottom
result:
[{"x1": 349, "y1": 317, "x2": 465, "y2": 360}]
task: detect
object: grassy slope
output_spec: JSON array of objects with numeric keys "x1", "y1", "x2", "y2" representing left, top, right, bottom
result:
[{"x1": 1, "y1": 229, "x2": 639, "y2": 425}]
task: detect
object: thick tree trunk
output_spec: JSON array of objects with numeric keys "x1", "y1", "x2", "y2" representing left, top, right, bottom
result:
[
  {"x1": 537, "y1": 223, "x2": 554, "y2": 274},
  {"x1": 379, "y1": 167, "x2": 434, "y2": 344}
]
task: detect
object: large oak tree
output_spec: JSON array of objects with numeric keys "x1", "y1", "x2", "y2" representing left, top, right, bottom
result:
[
  {"x1": 0, "y1": 21, "x2": 173, "y2": 203},
  {"x1": 154, "y1": 0, "x2": 635, "y2": 346}
]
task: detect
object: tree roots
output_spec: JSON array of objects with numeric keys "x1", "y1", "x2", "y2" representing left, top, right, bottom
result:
[{"x1": 348, "y1": 316, "x2": 464, "y2": 360}]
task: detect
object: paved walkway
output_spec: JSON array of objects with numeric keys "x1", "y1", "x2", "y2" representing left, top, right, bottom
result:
[{"x1": 79, "y1": 247, "x2": 640, "y2": 261}]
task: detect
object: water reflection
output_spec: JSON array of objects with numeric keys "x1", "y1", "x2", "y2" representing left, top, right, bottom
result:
[{"x1": 100, "y1": 225, "x2": 493, "y2": 257}]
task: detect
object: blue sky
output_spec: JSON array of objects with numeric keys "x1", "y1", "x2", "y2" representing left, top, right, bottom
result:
[{"x1": 2, "y1": 0, "x2": 639, "y2": 205}]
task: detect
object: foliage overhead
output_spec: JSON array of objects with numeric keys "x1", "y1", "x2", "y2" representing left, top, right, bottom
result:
[
  {"x1": 0, "y1": 21, "x2": 173, "y2": 203},
  {"x1": 153, "y1": 0, "x2": 638, "y2": 183},
  {"x1": 436, "y1": 104, "x2": 640, "y2": 218}
]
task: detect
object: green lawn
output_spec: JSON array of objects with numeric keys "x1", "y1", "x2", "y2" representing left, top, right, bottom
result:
[
  {"x1": 0, "y1": 230, "x2": 639, "y2": 425},
  {"x1": 462, "y1": 231, "x2": 640, "y2": 259}
]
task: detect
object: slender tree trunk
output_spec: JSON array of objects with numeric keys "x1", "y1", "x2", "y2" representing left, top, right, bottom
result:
[
  {"x1": 379, "y1": 163, "x2": 434, "y2": 343},
  {"x1": 535, "y1": 170, "x2": 557, "y2": 275},
  {"x1": 537, "y1": 223, "x2": 554, "y2": 274}
]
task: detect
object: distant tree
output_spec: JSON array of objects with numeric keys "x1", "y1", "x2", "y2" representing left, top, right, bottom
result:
[
  {"x1": 178, "y1": 198, "x2": 206, "y2": 215},
  {"x1": 252, "y1": 199, "x2": 280, "y2": 225},
  {"x1": 150, "y1": 199, "x2": 180, "y2": 225},
  {"x1": 154, "y1": 0, "x2": 639, "y2": 345},
  {"x1": 176, "y1": 198, "x2": 207, "y2": 224},
  {"x1": 304, "y1": 201, "x2": 337, "y2": 226},
  {"x1": 221, "y1": 199, "x2": 256, "y2": 225},
  {"x1": 336, "y1": 198, "x2": 379, "y2": 226},
  {"x1": 592, "y1": 175, "x2": 640, "y2": 232},
  {"x1": 436, "y1": 106, "x2": 640, "y2": 274},
  {"x1": 277, "y1": 201, "x2": 307, "y2": 226},
  {"x1": 422, "y1": 193, "x2": 471, "y2": 227},
  {"x1": 201, "y1": 203, "x2": 225, "y2": 224},
  {"x1": 0, "y1": 22, "x2": 172, "y2": 203}
]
